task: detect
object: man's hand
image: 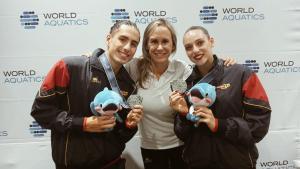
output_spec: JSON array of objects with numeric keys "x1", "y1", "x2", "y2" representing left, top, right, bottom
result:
[
  {"x1": 126, "y1": 105, "x2": 143, "y2": 128},
  {"x1": 169, "y1": 91, "x2": 188, "y2": 115},
  {"x1": 84, "y1": 116, "x2": 116, "y2": 132}
]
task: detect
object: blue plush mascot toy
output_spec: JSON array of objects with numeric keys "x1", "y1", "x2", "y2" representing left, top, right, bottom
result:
[
  {"x1": 186, "y1": 83, "x2": 216, "y2": 126},
  {"x1": 90, "y1": 87, "x2": 124, "y2": 126}
]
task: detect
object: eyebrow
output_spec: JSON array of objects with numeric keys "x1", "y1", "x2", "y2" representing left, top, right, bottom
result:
[
  {"x1": 131, "y1": 39, "x2": 139, "y2": 46},
  {"x1": 195, "y1": 39, "x2": 204, "y2": 42},
  {"x1": 132, "y1": 40, "x2": 139, "y2": 46},
  {"x1": 184, "y1": 44, "x2": 192, "y2": 48}
]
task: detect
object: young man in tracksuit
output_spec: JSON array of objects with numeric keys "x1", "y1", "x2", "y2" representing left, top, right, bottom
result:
[
  {"x1": 31, "y1": 21, "x2": 143, "y2": 169},
  {"x1": 169, "y1": 26, "x2": 271, "y2": 169}
]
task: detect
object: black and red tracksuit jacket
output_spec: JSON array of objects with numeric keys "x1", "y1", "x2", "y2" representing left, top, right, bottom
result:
[
  {"x1": 174, "y1": 55, "x2": 271, "y2": 169},
  {"x1": 31, "y1": 48, "x2": 137, "y2": 168}
]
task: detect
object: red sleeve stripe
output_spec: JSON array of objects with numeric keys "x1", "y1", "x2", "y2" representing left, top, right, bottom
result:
[
  {"x1": 41, "y1": 60, "x2": 70, "y2": 91},
  {"x1": 242, "y1": 73, "x2": 269, "y2": 103}
]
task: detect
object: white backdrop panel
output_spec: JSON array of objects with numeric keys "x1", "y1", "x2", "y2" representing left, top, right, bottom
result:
[
  {"x1": 257, "y1": 129, "x2": 298, "y2": 169},
  {"x1": 0, "y1": 0, "x2": 300, "y2": 169}
]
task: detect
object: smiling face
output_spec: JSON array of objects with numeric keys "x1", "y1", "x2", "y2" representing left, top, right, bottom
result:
[
  {"x1": 106, "y1": 24, "x2": 140, "y2": 68},
  {"x1": 183, "y1": 28, "x2": 214, "y2": 67},
  {"x1": 137, "y1": 19, "x2": 177, "y2": 88},
  {"x1": 147, "y1": 26, "x2": 174, "y2": 65}
]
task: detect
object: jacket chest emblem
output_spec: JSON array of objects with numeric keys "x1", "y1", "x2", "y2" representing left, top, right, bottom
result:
[
  {"x1": 91, "y1": 77, "x2": 101, "y2": 84},
  {"x1": 216, "y1": 83, "x2": 231, "y2": 90}
]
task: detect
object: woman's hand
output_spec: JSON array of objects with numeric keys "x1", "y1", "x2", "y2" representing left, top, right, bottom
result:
[
  {"x1": 193, "y1": 106, "x2": 217, "y2": 132},
  {"x1": 84, "y1": 116, "x2": 116, "y2": 132},
  {"x1": 223, "y1": 57, "x2": 236, "y2": 67},
  {"x1": 126, "y1": 105, "x2": 143, "y2": 128},
  {"x1": 169, "y1": 91, "x2": 188, "y2": 115}
]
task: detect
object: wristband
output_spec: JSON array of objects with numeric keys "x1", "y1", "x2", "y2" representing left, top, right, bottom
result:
[
  {"x1": 125, "y1": 119, "x2": 136, "y2": 129},
  {"x1": 212, "y1": 118, "x2": 218, "y2": 132},
  {"x1": 83, "y1": 117, "x2": 87, "y2": 131},
  {"x1": 179, "y1": 111, "x2": 188, "y2": 116}
]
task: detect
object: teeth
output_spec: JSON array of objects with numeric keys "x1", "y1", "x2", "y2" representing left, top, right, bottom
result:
[
  {"x1": 120, "y1": 52, "x2": 128, "y2": 57},
  {"x1": 194, "y1": 55, "x2": 203, "y2": 60}
]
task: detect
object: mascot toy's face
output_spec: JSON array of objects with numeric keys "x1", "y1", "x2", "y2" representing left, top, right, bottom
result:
[
  {"x1": 90, "y1": 87, "x2": 123, "y2": 116},
  {"x1": 188, "y1": 83, "x2": 216, "y2": 107}
]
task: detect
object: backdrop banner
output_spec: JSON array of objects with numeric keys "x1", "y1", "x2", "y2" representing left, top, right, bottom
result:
[{"x1": 1, "y1": 0, "x2": 300, "y2": 169}]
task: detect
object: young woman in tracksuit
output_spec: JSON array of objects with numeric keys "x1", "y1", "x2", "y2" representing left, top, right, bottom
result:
[
  {"x1": 31, "y1": 20, "x2": 143, "y2": 169},
  {"x1": 169, "y1": 26, "x2": 271, "y2": 169}
]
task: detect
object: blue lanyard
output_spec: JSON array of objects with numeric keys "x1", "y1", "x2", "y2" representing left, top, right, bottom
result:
[
  {"x1": 99, "y1": 53, "x2": 130, "y2": 108},
  {"x1": 195, "y1": 59, "x2": 222, "y2": 84}
]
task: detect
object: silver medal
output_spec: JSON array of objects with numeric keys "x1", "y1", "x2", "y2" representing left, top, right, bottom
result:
[
  {"x1": 170, "y1": 79, "x2": 187, "y2": 93},
  {"x1": 127, "y1": 94, "x2": 143, "y2": 108}
]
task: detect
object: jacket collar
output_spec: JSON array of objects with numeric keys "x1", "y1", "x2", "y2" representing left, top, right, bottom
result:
[
  {"x1": 187, "y1": 55, "x2": 224, "y2": 86},
  {"x1": 90, "y1": 48, "x2": 105, "y2": 71},
  {"x1": 166, "y1": 59, "x2": 176, "y2": 73}
]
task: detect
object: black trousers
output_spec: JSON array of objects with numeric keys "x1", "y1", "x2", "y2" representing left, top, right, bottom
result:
[
  {"x1": 55, "y1": 157, "x2": 125, "y2": 169},
  {"x1": 141, "y1": 145, "x2": 187, "y2": 169}
]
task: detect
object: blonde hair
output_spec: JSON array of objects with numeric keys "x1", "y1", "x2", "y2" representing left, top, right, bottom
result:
[{"x1": 137, "y1": 18, "x2": 177, "y2": 88}]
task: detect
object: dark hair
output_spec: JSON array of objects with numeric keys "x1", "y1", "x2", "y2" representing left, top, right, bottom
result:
[
  {"x1": 137, "y1": 18, "x2": 177, "y2": 88},
  {"x1": 184, "y1": 26, "x2": 210, "y2": 38},
  {"x1": 109, "y1": 20, "x2": 140, "y2": 35}
]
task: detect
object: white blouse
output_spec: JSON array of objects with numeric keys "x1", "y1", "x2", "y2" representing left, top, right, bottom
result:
[{"x1": 125, "y1": 57, "x2": 192, "y2": 149}]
